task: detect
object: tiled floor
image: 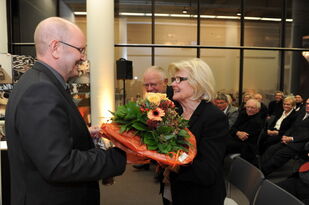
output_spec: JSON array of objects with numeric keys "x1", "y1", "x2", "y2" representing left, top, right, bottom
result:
[{"x1": 100, "y1": 159, "x2": 303, "y2": 205}]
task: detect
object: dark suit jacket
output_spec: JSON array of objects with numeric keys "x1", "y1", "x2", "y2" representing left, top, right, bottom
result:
[
  {"x1": 285, "y1": 111, "x2": 309, "y2": 151},
  {"x1": 170, "y1": 100, "x2": 229, "y2": 205},
  {"x1": 5, "y1": 62, "x2": 126, "y2": 205},
  {"x1": 230, "y1": 111, "x2": 264, "y2": 145},
  {"x1": 268, "y1": 110, "x2": 298, "y2": 137},
  {"x1": 268, "y1": 100, "x2": 284, "y2": 117}
]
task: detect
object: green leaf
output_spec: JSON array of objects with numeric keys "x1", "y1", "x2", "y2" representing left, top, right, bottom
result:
[
  {"x1": 178, "y1": 129, "x2": 190, "y2": 138},
  {"x1": 132, "y1": 121, "x2": 148, "y2": 131},
  {"x1": 158, "y1": 143, "x2": 172, "y2": 154},
  {"x1": 163, "y1": 134, "x2": 176, "y2": 140},
  {"x1": 143, "y1": 135, "x2": 157, "y2": 146},
  {"x1": 157, "y1": 126, "x2": 173, "y2": 134},
  {"x1": 120, "y1": 125, "x2": 127, "y2": 133},
  {"x1": 147, "y1": 145, "x2": 158, "y2": 150}
]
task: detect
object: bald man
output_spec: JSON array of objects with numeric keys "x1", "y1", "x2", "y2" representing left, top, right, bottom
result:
[{"x1": 5, "y1": 17, "x2": 126, "y2": 205}]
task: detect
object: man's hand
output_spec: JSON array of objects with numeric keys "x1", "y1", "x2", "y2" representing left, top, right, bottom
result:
[
  {"x1": 281, "y1": 135, "x2": 293, "y2": 144},
  {"x1": 236, "y1": 131, "x2": 249, "y2": 141}
]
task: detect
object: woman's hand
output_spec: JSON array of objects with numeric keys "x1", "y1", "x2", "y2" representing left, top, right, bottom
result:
[
  {"x1": 88, "y1": 126, "x2": 101, "y2": 137},
  {"x1": 267, "y1": 130, "x2": 279, "y2": 136}
]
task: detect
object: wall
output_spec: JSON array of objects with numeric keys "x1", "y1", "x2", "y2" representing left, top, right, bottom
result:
[
  {"x1": 10, "y1": 0, "x2": 58, "y2": 55},
  {"x1": 0, "y1": 0, "x2": 8, "y2": 53}
]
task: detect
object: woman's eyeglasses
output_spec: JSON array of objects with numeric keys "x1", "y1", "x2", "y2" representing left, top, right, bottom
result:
[
  {"x1": 59, "y1": 41, "x2": 86, "y2": 54},
  {"x1": 171, "y1": 76, "x2": 188, "y2": 84}
]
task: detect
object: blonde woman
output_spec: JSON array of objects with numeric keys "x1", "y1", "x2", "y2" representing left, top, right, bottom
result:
[{"x1": 165, "y1": 58, "x2": 229, "y2": 204}]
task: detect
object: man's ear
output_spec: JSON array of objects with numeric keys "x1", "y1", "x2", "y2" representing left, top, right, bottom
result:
[
  {"x1": 49, "y1": 40, "x2": 60, "y2": 59},
  {"x1": 164, "y1": 78, "x2": 168, "y2": 84}
]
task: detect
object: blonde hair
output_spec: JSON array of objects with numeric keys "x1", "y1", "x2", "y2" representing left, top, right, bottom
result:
[
  {"x1": 284, "y1": 95, "x2": 296, "y2": 107},
  {"x1": 168, "y1": 58, "x2": 216, "y2": 101}
]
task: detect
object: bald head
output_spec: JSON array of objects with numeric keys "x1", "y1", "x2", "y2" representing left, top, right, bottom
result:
[
  {"x1": 33, "y1": 17, "x2": 86, "y2": 81},
  {"x1": 34, "y1": 17, "x2": 82, "y2": 58}
]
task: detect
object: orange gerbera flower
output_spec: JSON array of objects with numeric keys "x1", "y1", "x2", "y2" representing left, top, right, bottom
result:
[{"x1": 147, "y1": 108, "x2": 165, "y2": 121}]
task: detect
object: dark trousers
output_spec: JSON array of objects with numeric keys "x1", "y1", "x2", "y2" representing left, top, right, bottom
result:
[
  {"x1": 259, "y1": 133, "x2": 282, "y2": 155},
  {"x1": 261, "y1": 143, "x2": 297, "y2": 175},
  {"x1": 226, "y1": 137, "x2": 258, "y2": 166},
  {"x1": 277, "y1": 174, "x2": 309, "y2": 205}
]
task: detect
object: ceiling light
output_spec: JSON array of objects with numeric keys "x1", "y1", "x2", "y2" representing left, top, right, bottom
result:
[
  {"x1": 74, "y1": 11, "x2": 87, "y2": 15},
  {"x1": 182, "y1": 9, "x2": 188, "y2": 14}
]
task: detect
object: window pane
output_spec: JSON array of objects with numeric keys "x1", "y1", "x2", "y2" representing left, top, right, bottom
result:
[
  {"x1": 244, "y1": 1, "x2": 282, "y2": 47},
  {"x1": 155, "y1": 18, "x2": 197, "y2": 45},
  {"x1": 155, "y1": 0, "x2": 197, "y2": 45},
  {"x1": 243, "y1": 50, "x2": 280, "y2": 105},
  {"x1": 115, "y1": 47, "x2": 152, "y2": 106},
  {"x1": 287, "y1": 0, "x2": 309, "y2": 49},
  {"x1": 116, "y1": 0, "x2": 152, "y2": 44},
  {"x1": 200, "y1": 0, "x2": 240, "y2": 46},
  {"x1": 155, "y1": 48, "x2": 196, "y2": 72},
  {"x1": 200, "y1": 49, "x2": 240, "y2": 103}
]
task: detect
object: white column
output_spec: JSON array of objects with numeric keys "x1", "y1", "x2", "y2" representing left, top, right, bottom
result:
[
  {"x1": 87, "y1": 0, "x2": 115, "y2": 125},
  {"x1": 119, "y1": 17, "x2": 128, "y2": 59},
  {"x1": 0, "y1": 0, "x2": 8, "y2": 53}
]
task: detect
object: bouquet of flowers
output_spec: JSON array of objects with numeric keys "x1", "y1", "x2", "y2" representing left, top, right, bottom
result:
[{"x1": 100, "y1": 93, "x2": 196, "y2": 166}]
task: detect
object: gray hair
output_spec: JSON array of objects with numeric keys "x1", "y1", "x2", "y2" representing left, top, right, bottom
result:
[
  {"x1": 143, "y1": 66, "x2": 167, "y2": 81},
  {"x1": 246, "y1": 98, "x2": 261, "y2": 109},
  {"x1": 215, "y1": 93, "x2": 229, "y2": 103}
]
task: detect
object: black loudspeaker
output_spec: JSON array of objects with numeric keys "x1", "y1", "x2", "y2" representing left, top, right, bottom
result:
[{"x1": 116, "y1": 58, "x2": 133, "y2": 79}]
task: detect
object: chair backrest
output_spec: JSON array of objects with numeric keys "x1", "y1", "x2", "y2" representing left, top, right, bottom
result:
[
  {"x1": 253, "y1": 179, "x2": 305, "y2": 205},
  {"x1": 228, "y1": 156, "x2": 265, "y2": 204}
]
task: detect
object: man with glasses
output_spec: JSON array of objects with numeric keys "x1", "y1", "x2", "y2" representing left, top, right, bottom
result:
[
  {"x1": 5, "y1": 17, "x2": 126, "y2": 205},
  {"x1": 143, "y1": 66, "x2": 169, "y2": 94}
]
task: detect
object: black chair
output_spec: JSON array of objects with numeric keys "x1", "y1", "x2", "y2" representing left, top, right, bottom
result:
[
  {"x1": 253, "y1": 179, "x2": 305, "y2": 205},
  {"x1": 227, "y1": 156, "x2": 265, "y2": 205}
]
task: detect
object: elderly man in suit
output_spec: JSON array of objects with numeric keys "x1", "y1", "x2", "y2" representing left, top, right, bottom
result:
[
  {"x1": 214, "y1": 92, "x2": 238, "y2": 128},
  {"x1": 261, "y1": 98, "x2": 309, "y2": 176},
  {"x1": 226, "y1": 99, "x2": 265, "y2": 165},
  {"x1": 5, "y1": 17, "x2": 126, "y2": 205}
]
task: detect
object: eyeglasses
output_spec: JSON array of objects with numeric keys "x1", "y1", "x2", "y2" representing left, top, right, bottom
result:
[
  {"x1": 59, "y1": 41, "x2": 86, "y2": 54},
  {"x1": 143, "y1": 83, "x2": 158, "y2": 88},
  {"x1": 171, "y1": 76, "x2": 188, "y2": 84}
]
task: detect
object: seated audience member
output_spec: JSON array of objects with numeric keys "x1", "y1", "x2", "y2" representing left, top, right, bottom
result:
[
  {"x1": 261, "y1": 98, "x2": 309, "y2": 176},
  {"x1": 259, "y1": 96, "x2": 298, "y2": 154},
  {"x1": 227, "y1": 99, "x2": 264, "y2": 165},
  {"x1": 277, "y1": 143, "x2": 309, "y2": 204},
  {"x1": 239, "y1": 93, "x2": 253, "y2": 113},
  {"x1": 295, "y1": 94, "x2": 305, "y2": 112},
  {"x1": 214, "y1": 93, "x2": 238, "y2": 128},
  {"x1": 226, "y1": 93, "x2": 237, "y2": 107},
  {"x1": 253, "y1": 93, "x2": 268, "y2": 119},
  {"x1": 268, "y1": 91, "x2": 284, "y2": 117}
]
